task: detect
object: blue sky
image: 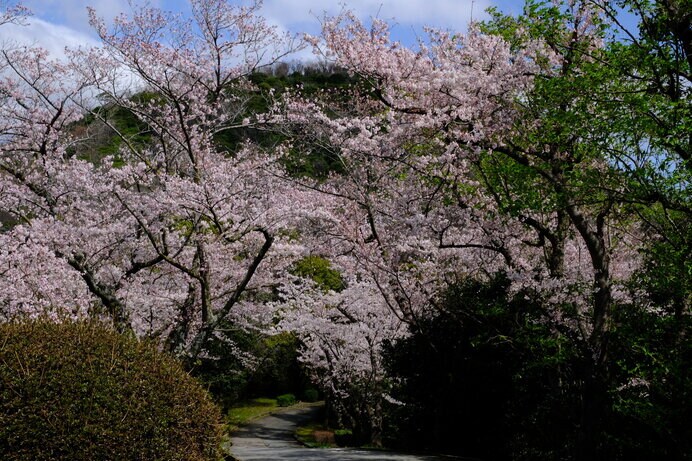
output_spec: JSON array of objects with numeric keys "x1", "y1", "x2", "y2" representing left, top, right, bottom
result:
[{"x1": 0, "y1": 0, "x2": 527, "y2": 59}]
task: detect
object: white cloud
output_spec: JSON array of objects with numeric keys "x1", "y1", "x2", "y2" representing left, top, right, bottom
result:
[
  {"x1": 255, "y1": 0, "x2": 493, "y2": 64},
  {"x1": 0, "y1": 17, "x2": 99, "y2": 59},
  {"x1": 0, "y1": 0, "x2": 494, "y2": 65},
  {"x1": 260, "y1": 0, "x2": 492, "y2": 34},
  {"x1": 20, "y1": 0, "x2": 156, "y2": 34}
]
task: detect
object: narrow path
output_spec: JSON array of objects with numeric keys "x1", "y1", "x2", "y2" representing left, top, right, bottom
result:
[{"x1": 228, "y1": 405, "x2": 459, "y2": 461}]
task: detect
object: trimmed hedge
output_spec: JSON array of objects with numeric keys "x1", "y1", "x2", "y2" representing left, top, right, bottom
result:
[
  {"x1": 276, "y1": 393, "x2": 296, "y2": 407},
  {"x1": 0, "y1": 320, "x2": 223, "y2": 461},
  {"x1": 302, "y1": 388, "x2": 319, "y2": 403}
]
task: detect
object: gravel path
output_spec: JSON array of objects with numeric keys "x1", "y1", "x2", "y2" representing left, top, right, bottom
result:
[{"x1": 228, "y1": 404, "x2": 464, "y2": 461}]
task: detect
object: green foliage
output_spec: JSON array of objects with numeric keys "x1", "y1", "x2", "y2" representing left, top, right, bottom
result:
[
  {"x1": 477, "y1": 153, "x2": 556, "y2": 216},
  {"x1": 608, "y1": 302, "x2": 692, "y2": 460},
  {"x1": 291, "y1": 255, "x2": 345, "y2": 292},
  {"x1": 334, "y1": 428, "x2": 354, "y2": 447},
  {"x1": 0, "y1": 320, "x2": 223, "y2": 461},
  {"x1": 302, "y1": 388, "x2": 320, "y2": 402},
  {"x1": 383, "y1": 271, "x2": 691, "y2": 460},
  {"x1": 607, "y1": 209, "x2": 692, "y2": 460},
  {"x1": 382, "y1": 274, "x2": 581, "y2": 460},
  {"x1": 282, "y1": 144, "x2": 345, "y2": 179},
  {"x1": 193, "y1": 326, "x2": 307, "y2": 411},
  {"x1": 482, "y1": 1, "x2": 569, "y2": 51},
  {"x1": 476, "y1": 6, "x2": 691, "y2": 458},
  {"x1": 276, "y1": 393, "x2": 297, "y2": 407},
  {"x1": 248, "y1": 69, "x2": 353, "y2": 96},
  {"x1": 246, "y1": 69, "x2": 353, "y2": 179},
  {"x1": 192, "y1": 325, "x2": 260, "y2": 409},
  {"x1": 635, "y1": 209, "x2": 691, "y2": 318},
  {"x1": 247, "y1": 332, "x2": 309, "y2": 399},
  {"x1": 76, "y1": 100, "x2": 153, "y2": 163}
]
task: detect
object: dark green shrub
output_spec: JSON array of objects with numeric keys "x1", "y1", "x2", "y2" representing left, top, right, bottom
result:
[
  {"x1": 382, "y1": 274, "x2": 580, "y2": 460},
  {"x1": 302, "y1": 388, "x2": 319, "y2": 402},
  {"x1": 195, "y1": 328, "x2": 308, "y2": 411},
  {"x1": 0, "y1": 320, "x2": 223, "y2": 461},
  {"x1": 276, "y1": 393, "x2": 296, "y2": 407},
  {"x1": 291, "y1": 255, "x2": 345, "y2": 292},
  {"x1": 334, "y1": 429, "x2": 353, "y2": 447}
]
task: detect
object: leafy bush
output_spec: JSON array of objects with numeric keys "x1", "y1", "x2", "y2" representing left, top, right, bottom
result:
[
  {"x1": 334, "y1": 429, "x2": 354, "y2": 447},
  {"x1": 382, "y1": 274, "x2": 580, "y2": 460},
  {"x1": 291, "y1": 255, "x2": 345, "y2": 292},
  {"x1": 194, "y1": 327, "x2": 308, "y2": 411},
  {"x1": 276, "y1": 393, "x2": 297, "y2": 407},
  {"x1": 0, "y1": 320, "x2": 223, "y2": 461},
  {"x1": 302, "y1": 388, "x2": 319, "y2": 402}
]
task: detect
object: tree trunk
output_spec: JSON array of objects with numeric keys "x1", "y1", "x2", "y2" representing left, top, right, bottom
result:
[
  {"x1": 567, "y1": 204, "x2": 613, "y2": 461},
  {"x1": 576, "y1": 361, "x2": 608, "y2": 461}
]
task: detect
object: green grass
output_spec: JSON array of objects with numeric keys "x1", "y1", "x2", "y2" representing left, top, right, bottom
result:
[{"x1": 226, "y1": 397, "x2": 278, "y2": 431}]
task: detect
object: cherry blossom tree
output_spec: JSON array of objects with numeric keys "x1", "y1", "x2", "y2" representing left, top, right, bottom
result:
[
  {"x1": 277, "y1": 13, "x2": 541, "y2": 319},
  {"x1": 0, "y1": 0, "x2": 313, "y2": 362},
  {"x1": 269, "y1": 10, "x2": 556, "y2": 448},
  {"x1": 273, "y1": 2, "x2": 646, "y2": 455},
  {"x1": 0, "y1": 1, "x2": 27, "y2": 26},
  {"x1": 277, "y1": 274, "x2": 404, "y2": 445}
]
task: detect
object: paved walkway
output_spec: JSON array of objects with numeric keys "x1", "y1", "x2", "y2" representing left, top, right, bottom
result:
[{"x1": 228, "y1": 404, "x2": 463, "y2": 461}]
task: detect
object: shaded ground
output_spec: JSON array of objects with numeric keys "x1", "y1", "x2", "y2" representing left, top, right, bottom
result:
[{"x1": 228, "y1": 404, "x2": 467, "y2": 461}]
